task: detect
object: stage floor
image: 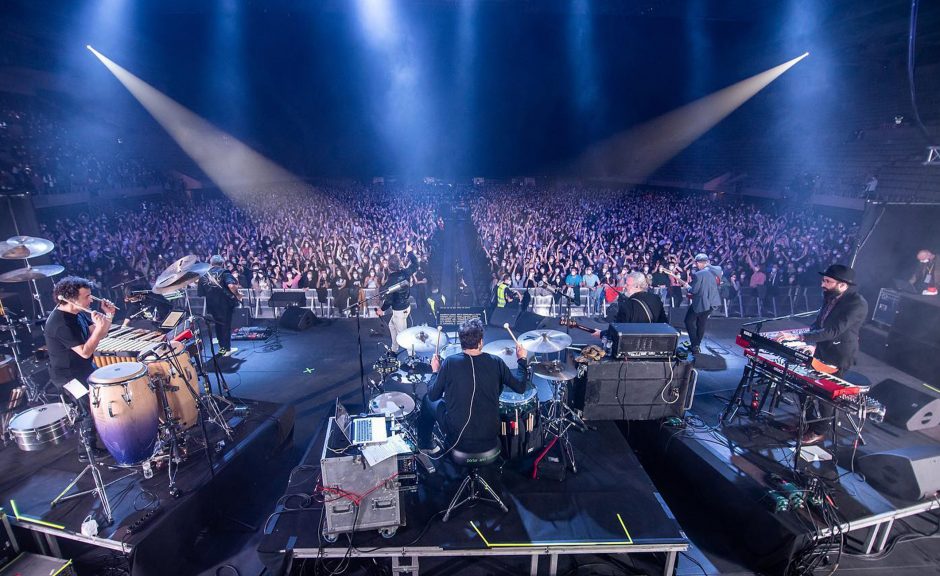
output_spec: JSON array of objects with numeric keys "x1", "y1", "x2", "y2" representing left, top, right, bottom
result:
[{"x1": 259, "y1": 418, "x2": 688, "y2": 576}]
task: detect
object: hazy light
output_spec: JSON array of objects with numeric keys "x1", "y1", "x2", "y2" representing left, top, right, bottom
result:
[
  {"x1": 575, "y1": 53, "x2": 810, "y2": 182},
  {"x1": 87, "y1": 47, "x2": 317, "y2": 207}
]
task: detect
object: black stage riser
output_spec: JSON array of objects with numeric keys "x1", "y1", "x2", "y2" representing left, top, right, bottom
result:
[
  {"x1": 6, "y1": 400, "x2": 294, "y2": 576},
  {"x1": 626, "y1": 420, "x2": 809, "y2": 575}
]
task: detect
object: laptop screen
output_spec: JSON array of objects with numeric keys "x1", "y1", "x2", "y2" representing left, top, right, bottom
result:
[{"x1": 334, "y1": 399, "x2": 353, "y2": 443}]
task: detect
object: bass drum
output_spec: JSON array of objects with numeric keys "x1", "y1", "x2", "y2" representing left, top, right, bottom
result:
[
  {"x1": 146, "y1": 341, "x2": 200, "y2": 429},
  {"x1": 498, "y1": 385, "x2": 541, "y2": 460},
  {"x1": 89, "y1": 362, "x2": 160, "y2": 466},
  {"x1": 8, "y1": 403, "x2": 73, "y2": 451}
]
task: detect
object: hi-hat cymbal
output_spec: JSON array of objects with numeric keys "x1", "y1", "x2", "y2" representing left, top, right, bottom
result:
[
  {"x1": 531, "y1": 360, "x2": 577, "y2": 381},
  {"x1": 0, "y1": 236, "x2": 55, "y2": 260},
  {"x1": 481, "y1": 339, "x2": 519, "y2": 370},
  {"x1": 518, "y1": 329, "x2": 572, "y2": 354},
  {"x1": 396, "y1": 325, "x2": 443, "y2": 355},
  {"x1": 0, "y1": 265, "x2": 65, "y2": 283},
  {"x1": 152, "y1": 255, "x2": 210, "y2": 295}
]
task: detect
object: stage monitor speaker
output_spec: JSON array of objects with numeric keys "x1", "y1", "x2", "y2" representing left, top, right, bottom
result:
[
  {"x1": 280, "y1": 307, "x2": 316, "y2": 331},
  {"x1": 232, "y1": 308, "x2": 252, "y2": 330},
  {"x1": 488, "y1": 306, "x2": 517, "y2": 328},
  {"x1": 269, "y1": 291, "x2": 307, "y2": 308},
  {"x1": 857, "y1": 445, "x2": 940, "y2": 500},
  {"x1": 869, "y1": 379, "x2": 940, "y2": 431},
  {"x1": 513, "y1": 311, "x2": 546, "y2": 333}
]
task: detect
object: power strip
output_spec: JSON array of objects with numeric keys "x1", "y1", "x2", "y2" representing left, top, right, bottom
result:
[{"x1": 124, "y1": 507, "x2": 161, "y2": 536}]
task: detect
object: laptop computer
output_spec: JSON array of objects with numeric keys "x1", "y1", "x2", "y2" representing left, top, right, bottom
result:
[{"x1": 334, "y1": 400, "x2": 388, "y2": 445}]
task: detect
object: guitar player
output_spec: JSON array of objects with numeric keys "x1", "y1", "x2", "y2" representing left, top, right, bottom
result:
[
  {"x1": 198, "y1": 255, "x2": 243, "y2": 357},
  {"x1": 590, "y1": 271, "x2": 668, "y2": 337},
  {"x1": 776, "y1": 264, "x2": 868, "y2": 446}
]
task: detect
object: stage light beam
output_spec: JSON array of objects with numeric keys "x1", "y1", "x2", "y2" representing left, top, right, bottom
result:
[
  {"x1": 86, "y1": 46, "x2": 316, "y2": 207},
  {"x1": 575, "y1": 52, "x2": 810, "y2": 182}
]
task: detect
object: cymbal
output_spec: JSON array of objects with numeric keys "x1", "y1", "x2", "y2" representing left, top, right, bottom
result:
[
  {"x1": 395, "y1": 325, "x2": 443, "y2": 355},
  {"x1": 518, "y1": 329, "x2": 572, "y2": 354},
  {"x1": 152, "y1": 255, "x2": 210, "y2": 295},
  {"x1": 0, "y1": 236, "x2": 55, "y2": 260},
  {"x1": 531, "y1": 360, "x2": 577, "y2": 381},
  {"x1": 481, "y1": 339, "x2": 519, "y2": 370},
  {"x1": 439, "y1": 343, "x2": 463, "y2": 360},
  {"x1": 0, "y1": 265, "x2": 65, "y2": 283}
]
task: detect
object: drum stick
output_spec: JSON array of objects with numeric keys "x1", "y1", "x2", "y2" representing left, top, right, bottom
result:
[
  {"x1": 503, "y1": 323, "x2": 519, "y2": 345},
  {"x1": 435, "y1": 325, "x2": 443, "y2": 355},
  {"x1": 58, "y1": 295, "x2": 113, "y2": 320}
]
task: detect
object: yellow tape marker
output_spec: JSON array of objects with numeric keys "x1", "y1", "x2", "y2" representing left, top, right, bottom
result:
[
  {"x1": 469, "y1": 514, "x2": 635, "y2": 548},
  {"x1": 9, "y1": 500, "x2": 66, "y2": 530},
  {"x1": 922, "y1": 383, "x2": 940, "y2": 395},
  {"x1": 51, "y1": 559, "x2": 74, "y2": 576}
]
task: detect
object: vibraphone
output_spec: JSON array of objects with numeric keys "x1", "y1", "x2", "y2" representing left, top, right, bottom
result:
[{"x1": 93, "y1": 327, "x2": 167, "y2": 367}]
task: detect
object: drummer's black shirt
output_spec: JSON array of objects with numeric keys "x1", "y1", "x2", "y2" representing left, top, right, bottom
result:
[
  {"x1": 45, "y1": 308, "x2": 96, "y2": 386},
  {"x1": 426, "y1": 352, "x2": 527, "y2": 452}
]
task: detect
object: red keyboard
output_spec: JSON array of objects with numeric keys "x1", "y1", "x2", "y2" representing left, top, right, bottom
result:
[{"x1": 742, "y1": 349, "x2": 868, "y2": 400}]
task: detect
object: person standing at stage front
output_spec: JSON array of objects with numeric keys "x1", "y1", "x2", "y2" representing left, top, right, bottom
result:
[
  {"x1": 685, "y1": 253, "x2": 723, "y2": 356},
  {"x1": 381, "y1": 243, "x2": 418, "y2": 353}
]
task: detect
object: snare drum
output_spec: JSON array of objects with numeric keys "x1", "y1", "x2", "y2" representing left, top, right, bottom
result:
[
  {"x1": 370, "y1": 391, "x2": 419, "y2": 423},
  {"x1": 145, "y1": 341, "x2": 200, "y2": 429},
  {"x1": 89, "y1": 362, "x2": 160, "y2": 466},
  {"x1": 8, "y1": 403, "x2": 73, "y2": 451},
  {"x1": 498, "y1": 386, "x2": 541, "y2": 459}
]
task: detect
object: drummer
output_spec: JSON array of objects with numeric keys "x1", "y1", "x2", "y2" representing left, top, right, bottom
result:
[
  {"x1": 45, "y1": 276, "x2": 116, "y2": 460},
  {"x1": 416, "y1": 318, "x2": 528, "y2": 455}
]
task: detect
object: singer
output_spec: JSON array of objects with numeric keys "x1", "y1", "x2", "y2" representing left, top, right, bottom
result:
[
  {"x1": 45, "y1": 276, "x2": 116, "y2": 460},
  {"x1": 380, "y1": 243, "x2": 418, "y2": 353}
]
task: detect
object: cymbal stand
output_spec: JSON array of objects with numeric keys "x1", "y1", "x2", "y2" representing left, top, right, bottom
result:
[
  {"x1": 538, "y1": 369, "x2": 584, "y2": 474},
  {"x1": 150, "y1": 371, "x2": 187, "y2": 497},
  {"x1": 180, "y1": 290, "x2": 233, "y2": 439},
  {"x1": 0, "y1": 311, "x2": 46, "y2": 404}
]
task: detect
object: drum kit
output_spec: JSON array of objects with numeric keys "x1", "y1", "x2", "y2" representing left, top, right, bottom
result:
[
  {"x1": 367, "y1": 323, "x2": 584, "y2": 465},
  {"x1": 0, "y1": 236, "x2": 65, "y2": 436},
  {"x1": 3, "y1": 252, "x2": 242, "y2": 526}
]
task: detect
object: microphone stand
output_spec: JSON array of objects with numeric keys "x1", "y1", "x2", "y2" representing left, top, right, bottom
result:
[
  {"x1": 343, "y1": 283, "x2": 408, "y2": 409},
  {"x1": 540, "y1": 283, "x2": 576, "y2": 333}
]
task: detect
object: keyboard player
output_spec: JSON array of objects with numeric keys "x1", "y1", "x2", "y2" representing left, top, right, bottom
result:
[{"x1": 776, "y1": 264, "x2": 868, "y2": 445}]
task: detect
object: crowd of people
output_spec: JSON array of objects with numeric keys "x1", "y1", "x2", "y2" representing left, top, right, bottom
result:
[
  {"x1": 40, "y1": 184, "x2": 441, "y2": 313},
  {"x1": 35, "y1": 179, "x2": 863, "y2": 320},
  {"x1": 473, "y1": 186, "x2": 858, "y2": 311},
  {"x1": 0, "y1": 99, "x2": 178, "y2": 194}
]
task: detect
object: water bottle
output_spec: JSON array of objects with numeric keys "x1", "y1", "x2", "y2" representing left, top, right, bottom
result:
[{"x1": 142, "y1": 459, "x2": 153, "y2": 479}]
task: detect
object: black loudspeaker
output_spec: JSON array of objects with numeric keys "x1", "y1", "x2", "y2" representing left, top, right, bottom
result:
[
  {"x1": 232, "y1": 308, "x2": 252, "y2": 329},
  {"x1": 574, "y1": 360, "x2": 695, "y2": 421},
  {"x1": 279, "y1": 307, "x2": 316, "y2": 331},
  {"x1": 488, "y1": 306, "x2": 517, "y2": 328},
  {"x1": 857, "y1": 445, "x2": 940, "y2": 500},
  {"x1": 269, "y1": 291, "x2": 307, "y2": 308},
  {"x1": 869, "y1": 379, "x2": 940, "y2": 431},
  {"x1": 513, "y1": 311, "x2": 546, "y2": 333}
]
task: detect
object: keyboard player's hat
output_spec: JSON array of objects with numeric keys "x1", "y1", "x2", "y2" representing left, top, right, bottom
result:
[{"x1": 819, "y1": 264, "x2": 856, "y2": 285}]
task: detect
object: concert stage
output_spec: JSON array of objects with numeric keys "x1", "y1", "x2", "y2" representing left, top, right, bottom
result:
[
  {"x1": 258, "y1": 419, "x2": 689, "y2": 576},
  {"x1": 0, "y1": 398, "x2": 294, "y2": 576}
]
